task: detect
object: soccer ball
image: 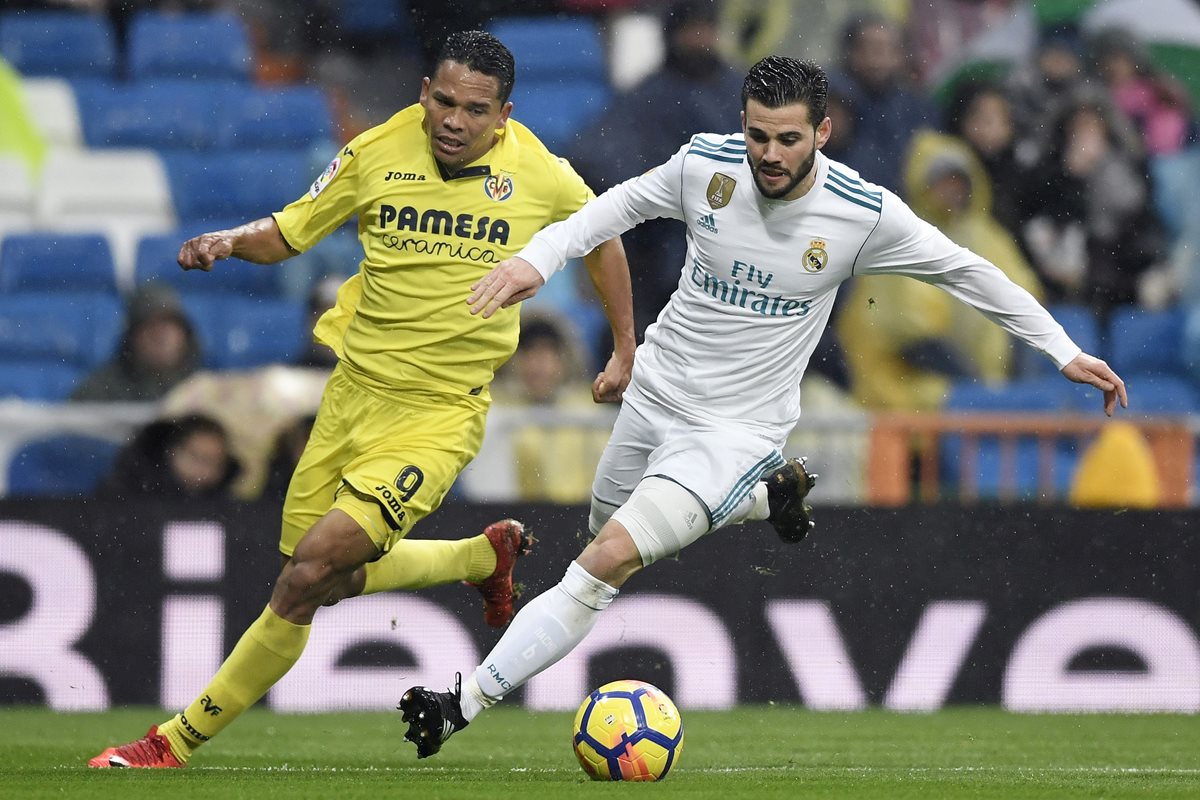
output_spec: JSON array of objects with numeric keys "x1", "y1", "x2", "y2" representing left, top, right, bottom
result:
[{"x1": 572, "y1": 679, "x2": 684, "y2": 781}]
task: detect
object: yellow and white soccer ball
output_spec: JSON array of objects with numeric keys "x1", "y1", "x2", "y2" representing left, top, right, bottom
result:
[{"x1": 571, "y1": 679, "x2": 684, "y2": 781}]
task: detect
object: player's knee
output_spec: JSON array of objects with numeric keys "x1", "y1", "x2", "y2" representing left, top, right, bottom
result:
[{"x1": 610, "y1": 476, "x2": 709, "y2": 567}]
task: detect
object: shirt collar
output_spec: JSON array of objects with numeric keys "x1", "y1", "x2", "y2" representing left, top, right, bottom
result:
[{"x1": 435, "y1": 118, "x2": 521, "y2": 182}]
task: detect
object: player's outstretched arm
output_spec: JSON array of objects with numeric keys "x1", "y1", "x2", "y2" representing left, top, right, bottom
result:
[
  {"x1": 177, "y1": 217, "x2": 296, "y2": 271},
  {"x1": 467, "y1": 256, "x2": 545, "y2": 318},
  {"x1": 581, "y1": 238, "x2": 635, "y2": 404},
  {"x1": 1061, "y1": 353, "x2": 1129, "y2": 417}
]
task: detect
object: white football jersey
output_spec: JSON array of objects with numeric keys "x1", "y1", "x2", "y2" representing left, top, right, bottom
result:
[{"x1": 521, "y1": 133, "x2": 1080, "y2": 443}]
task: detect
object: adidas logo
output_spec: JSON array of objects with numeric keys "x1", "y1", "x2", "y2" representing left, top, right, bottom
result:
[{"x1": 697, "y1": 212, "x2": 718, "y2": 233}]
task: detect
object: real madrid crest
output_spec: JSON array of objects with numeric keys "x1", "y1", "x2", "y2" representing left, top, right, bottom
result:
[
  {"x1": 802, "y1": 239, "x2": 828, "y2": 273},
  {"x1": 484, "y1": 173, "x2": 514, "y2": 201},
  {"x1": 706, "y1": 173, "x2": 736, "y2": 209}
]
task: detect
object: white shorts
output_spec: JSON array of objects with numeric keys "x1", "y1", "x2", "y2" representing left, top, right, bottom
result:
[{"x1": 589, "y1": 389, "x2": 786, "y2": 533}]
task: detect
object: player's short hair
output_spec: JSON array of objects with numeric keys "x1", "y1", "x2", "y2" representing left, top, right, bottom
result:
[
  {"x1": 741, "y1": 55, "x2": 829, "y2": 126},
  {"x1": 436, "y1": 30, "x2": 516, "y2": 105}
]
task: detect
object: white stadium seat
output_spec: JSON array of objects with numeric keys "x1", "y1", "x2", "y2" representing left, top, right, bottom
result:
[
  {"x1": 0, "y1": 157, "x2": 35, "y2": 238},
  {"x1": 21, "y1": 77, "x2": 84, "y2": 150},
  {"x1": 35, "y1": 149, "x2": 176, "y2": 288}
]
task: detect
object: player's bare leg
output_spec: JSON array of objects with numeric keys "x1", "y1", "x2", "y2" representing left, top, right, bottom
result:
[{"x1": 318, "y1": 519, "x2": 535, "y2": 627}]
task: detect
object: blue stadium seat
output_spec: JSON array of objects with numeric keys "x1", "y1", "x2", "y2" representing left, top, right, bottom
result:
[
  {"x1": 127, "y1": 11, "x2": 252, "y2": 82},
  {"x1": 1020, "y1": 303, "x2": 1103, "y2": 378},
  {"x1": 226, "y1": 87, "x2": 334, "y2": 149},
  {"x1": 0, "y1": 293, "x2": 123, "y2": 368},
  {"x1": 1107, "y1": 305, "x2": 1188, "y2": 378},
  {"x1": 507, "y1": 82, "x2": 611, "y2": 151},
  {"x1": 491, "y1": 16, "x2": 606, "y2": 80},
  {"x1": 7, "y1": 434, "x2": 120, "y2": 496},
  {"x1": 941, "y1": 377, "x2": 1081, "y2": 499},
  {"x1": 74, "y1": 80, "x2": 239, "y2": 150},
  {"x1": 0, "y1": 233, "x2": 118, "y2": 295},
  {"x1": 490, "y1": 16, "x2": 611, "y2": 151},
  {"x1": 163, "y1": 150, "x2": 311, "y2": 225},
  {"x1": 182, "y1": 296, "x2": 305, "y2": 369},
  {"x1": 0, "y1": 361, "x2": 84, "y2": 401},
  {"x1": 136, "y1": 233, "x2": 280, "y2": 296},
  {"x1": 0, "y1": 11, "x2": 117, "y2": 79},
  {"x1": 338, "y1": 0, "x2": 413, "y2": 39},
  {"x1": 1121, "y1": 374, "x2": 1200, "y2": 415}
]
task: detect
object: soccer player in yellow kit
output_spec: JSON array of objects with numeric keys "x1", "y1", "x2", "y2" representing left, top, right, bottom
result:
[{"x1": 87, "y1": 30, "x2": 634, "y2": 769}]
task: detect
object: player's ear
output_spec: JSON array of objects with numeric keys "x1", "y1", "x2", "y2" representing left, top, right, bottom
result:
[
  {"x1": 496, "y1": 100, "x2": 513, "y2": 129},
  {"x1": 815, "y1": 116, "x2": 832, "y2": 150},
  {"x1": 740, "y1": 110, "x2": 747, "y2": 133},
  {"x1": 418, "y1": 77, "x2": 431, "y2": 105}
]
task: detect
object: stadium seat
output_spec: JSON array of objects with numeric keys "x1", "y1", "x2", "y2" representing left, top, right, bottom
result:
[
  {"x1": 507, "y1": 82, "x2": 612, "y2": 151},
  {"x1": 0, "y1": 232, "x2": 118, "y2": 295},
  {"x1": 1020, "y1": 303, "x2": 1103, "y2": 378},
  {"x1": 491, "y1": 16, "x2": 607, "y2": 80},
  {"x1": 0, "y1": 11, "x2": 117, "y2": 79},
  {"x1": 338, "y1": 0, "x2": 413, "y2": 39},
  {"x1": 1120, "y1": 374, "x2": 1200, "y2": 415},
  {"x1": 181, "y1": 296, "x2": 306, "y2": 369},
  {"x1": 135, "y1": 233, "x2": 280, "y2": 297},
  {"x1": 0, "y1": 361, "x2": 84, "y2": 402},
  {"x1": 0, "y1": 292, "x2": 123, "y2": 369},
  {"x1": 1106, "y1": 305, "x2": 1188, "y2": 378},
  {"x1": 226, "y1": 87, "x2": 335, "y2": 150},
  {"x1": 6, "y1": 434, "x2": 120, "y2": 496},
  {"x1": 163, "y1": 150, "x2": 311, "y2": 225},
  {"x1": 35, "y1": 149, "x2": 176, "y2": 285},
  {"x1": 74, "y1": 80, "x2": 240, "y2": 151},
  {"x1": 0, "y1": 157, "x2": 34, "y2": 237},
  {"x1": 20, "y1": 77, "x2": 84, "y2": 150},
  {"x1": 941, "y1": 376, "x2": 1081, "y2": 499},
  {"x1": 127, "y1": 11, "x2": 252, "y2": 82},
  {"x1": 490, "y1": 16, "x2": 611, "y2": 150}
]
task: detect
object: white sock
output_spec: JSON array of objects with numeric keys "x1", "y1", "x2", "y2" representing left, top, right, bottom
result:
[
  {"x1": 466, "y1": 560, "x2": 618, "y2": 722},
  {"x1": 459, "y1": 672, "x2": 493, "y2": 722},
  {"x1": 729, "y1": 482, "x2": 769, "y2": 524}
]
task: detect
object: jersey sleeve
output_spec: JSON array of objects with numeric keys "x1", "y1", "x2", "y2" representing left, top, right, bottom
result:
[
  {"x1": 549, "y1": 155, "x2": 596, "y2": 221},
  {"x1": 272, "y1": 143, "x2": 362, "y2": 253},
  {"x1": 519, "y1": 142, "x2": 689, "y2": 282},
  {"x1": 857, "y1": 190, "x2": 1081, "y2": 369}
]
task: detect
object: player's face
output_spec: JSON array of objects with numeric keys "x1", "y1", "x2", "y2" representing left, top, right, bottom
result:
[
  {"x1": 420, "y1": 60, "x2": 513, "y2": 170},
  {"x1": 742, "y1": 99, "x2": 831, "y2": 201}
]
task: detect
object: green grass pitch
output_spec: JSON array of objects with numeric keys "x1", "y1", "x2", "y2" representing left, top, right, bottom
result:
[{"x1": 1, "y1": 706, "x2": 1197, "y2": 799}]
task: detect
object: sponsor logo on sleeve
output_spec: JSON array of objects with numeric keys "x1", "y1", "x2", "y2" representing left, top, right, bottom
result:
[{"x1": 309, "y1": 157, "x2": 342, "y2": 199}]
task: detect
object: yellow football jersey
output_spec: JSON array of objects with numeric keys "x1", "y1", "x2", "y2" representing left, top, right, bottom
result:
[{"x1": 273, "y1": 104, "x2": 593, "y2": 398}]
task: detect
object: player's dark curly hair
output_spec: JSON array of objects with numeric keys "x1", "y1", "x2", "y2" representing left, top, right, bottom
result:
[
  {"x1": 741, "y1": 55, "x2": 829, "y2": 125},
  {"x1": 437, "y1": 30, "x2": 516, "y2": 104}
]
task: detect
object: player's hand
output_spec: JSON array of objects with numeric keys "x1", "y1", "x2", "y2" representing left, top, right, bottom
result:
[
  {"x1": 468, "y1": 257, "x2": 544, "y2": 318},
  {"x1": 592, "y1": 347, "x2": 633, "y2": 403},
  {"x1": 178, "y1": 231, "x2": 235, "y2": 272},
  {"x1": 1062, "y1": 353, "x2": 1128, "y2": 416}
]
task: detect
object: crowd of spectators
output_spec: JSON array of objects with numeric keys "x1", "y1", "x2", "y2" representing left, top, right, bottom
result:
[{"x1": 3, "y1": 0, "x2": 1198, "y2": 504}]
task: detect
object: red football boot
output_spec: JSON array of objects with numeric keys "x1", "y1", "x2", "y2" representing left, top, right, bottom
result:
[
  {"x1": 87, "y1": 725, "x2": 184, "y2": 768},
  {"x1": 468, "y1": 518, "x2": 535, "y2": 627}
]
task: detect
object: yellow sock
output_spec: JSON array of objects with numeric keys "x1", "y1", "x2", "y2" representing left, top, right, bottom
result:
[
  {"x1": 158, "y1": 605, "x2": 310, "y2": 763},
  {"x1": 362, "y1": 535, "x2": 496, "y2": 593}
]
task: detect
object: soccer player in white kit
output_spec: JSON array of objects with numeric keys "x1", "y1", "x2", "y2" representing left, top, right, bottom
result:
[{"x1": 399, "y1": 56, "x2": 1128, "y2": 757}]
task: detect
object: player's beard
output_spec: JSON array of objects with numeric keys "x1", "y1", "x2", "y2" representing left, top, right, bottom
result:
[{"x1": 750, "y1": 142, "x2": 818, "y2": 200}]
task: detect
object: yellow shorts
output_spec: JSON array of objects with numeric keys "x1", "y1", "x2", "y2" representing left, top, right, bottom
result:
[{"x1": 280, "y1": 364, "x2": 487, "y2": 557}]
